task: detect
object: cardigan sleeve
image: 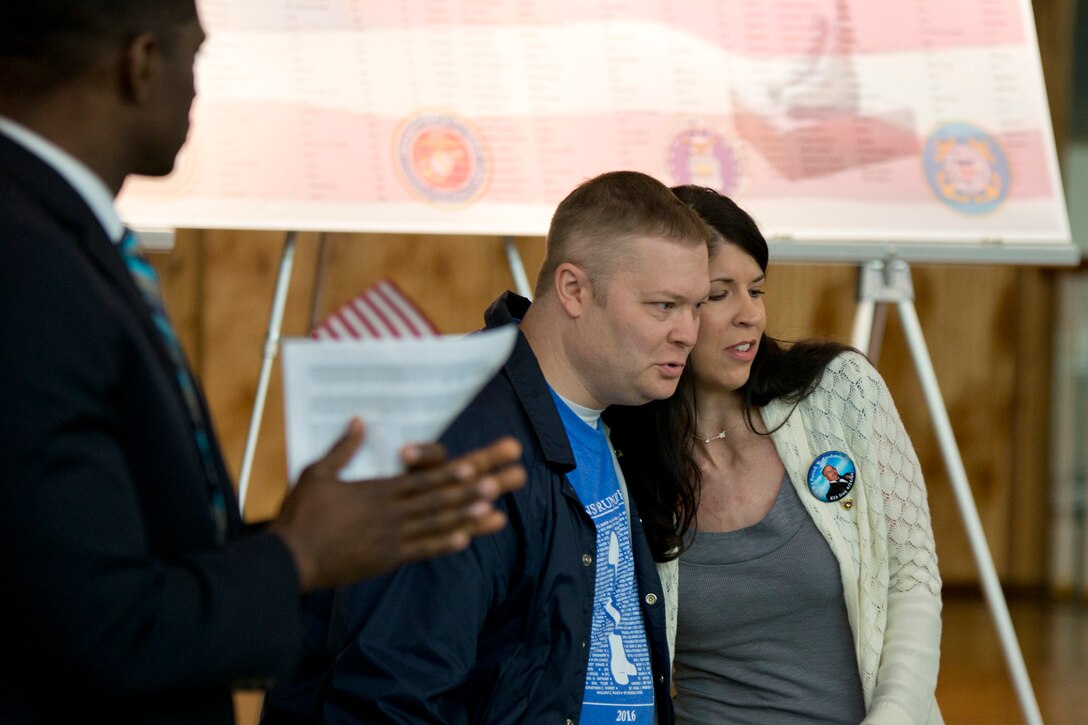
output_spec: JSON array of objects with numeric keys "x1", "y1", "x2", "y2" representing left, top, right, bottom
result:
[{"x1": 848, "y1": 356, "x2": 943, "y2": 724}]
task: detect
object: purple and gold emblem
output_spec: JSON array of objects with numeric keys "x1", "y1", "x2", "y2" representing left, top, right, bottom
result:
[{"x1": 666, "y1": 126, "x2": 745, "y2": 196}]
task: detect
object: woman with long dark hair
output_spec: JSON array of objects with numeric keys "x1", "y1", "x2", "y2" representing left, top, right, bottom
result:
[{"x1": 605, "y1": 187, "x2": 942, "y2": 724}]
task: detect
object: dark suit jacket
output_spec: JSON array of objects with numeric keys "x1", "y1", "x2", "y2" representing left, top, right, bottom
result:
[{"x1": 0, "y1": 132, "x2": 303, "y2": 723}]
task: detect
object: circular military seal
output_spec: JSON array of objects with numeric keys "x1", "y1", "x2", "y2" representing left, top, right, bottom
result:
[
  {"x1": 665, "y1": 125, "x2": 745, "y2": 196},
  {"x1": 807, "y1": 450, "x2": 856, "y2": 503},
  {"x1": 922, "y1": 123, "x2": 1009, "y2": 215},
  {"x1": 394, "y1": 113, "x2": 490, "y2": 205}
]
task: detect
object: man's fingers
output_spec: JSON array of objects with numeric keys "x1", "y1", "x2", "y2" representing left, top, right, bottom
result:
[
  {"x1": 369, "y1": 435, "x2": 522, "y2": 502},
  {"x1": 395, "y1": 509, "x2": 510, "y2": 567},
  {"x1": 391, "y1": 457, "x2": 524, "y2": 519},
  {"x1": 278, "y1": 432, "x2": 523, "y2": 590},
  {"x1": 401, "y1": 442, "x2": 447, "y2": 472},
  {"x1": 488, "y1": 463, "x2": 527, "y2": 496},
  {"x1": 468, "y1": 509, "x2": 510, "y2": 537},
  {"x1": 449, "y1": 437, "x2": 523, "y2": 481},
  {"x1": 393, "y1": 479, "x2": 515, "y2": 541},
  {"x1": 388, "y1": 437, "x2": 524, "y2": 498},
  {"x1": 393, "y1": 471, "x2": 495, "y2": 518},
  {"x1": 396, "y1": 499, "x2": 491, "y2": 541},
  {"x1": 389, "y1": 462, "x2": 522, "y2": 540},
  {"x1": 308, "y1": 418, "x2": 365, "y2": 477}
]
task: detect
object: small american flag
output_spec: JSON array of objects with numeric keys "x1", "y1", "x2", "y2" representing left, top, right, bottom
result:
[{"x1": 311, "y1": 278, "x2": 438, "y2": 340}]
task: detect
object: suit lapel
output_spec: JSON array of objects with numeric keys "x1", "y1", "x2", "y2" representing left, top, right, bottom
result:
[
  {"x1": 0, "y1": 134, "x2": 151, "y2": 332},
  {"x1": 0, "y1": 134, "x2": 242, "y2": 533}
]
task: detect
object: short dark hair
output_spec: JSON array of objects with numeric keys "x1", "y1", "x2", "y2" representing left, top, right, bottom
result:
[
  {"x1": 534, "y1": 171, "x2": 717, "y2": 299},
  {"x1": 0, "y1": 1, "x2": 198, "y2": 97},
  {"x1": 672, "y1": 185, "x2": 768, "y2": 271}
]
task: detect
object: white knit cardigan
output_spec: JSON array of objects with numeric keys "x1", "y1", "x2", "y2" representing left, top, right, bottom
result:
[{"x1": 658, "y1": 352, "x2": 943, "y2": 724}]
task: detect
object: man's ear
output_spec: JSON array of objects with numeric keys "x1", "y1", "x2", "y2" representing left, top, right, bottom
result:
[
  {"x1": 121, "y1": 32, "x2": 160, "y2": 103},
  {"x1": 554, "y1": 262, "x2": 594, "y2": 318}
]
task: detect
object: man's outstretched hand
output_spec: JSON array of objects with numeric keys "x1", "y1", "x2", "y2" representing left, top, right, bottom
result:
[{"x1": 270, "y1": 419, "x2": 526, "y2": 592}]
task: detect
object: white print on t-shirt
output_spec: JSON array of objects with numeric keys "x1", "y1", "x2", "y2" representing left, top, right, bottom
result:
[{"x1": 605, "y1": 532, "x2": 637, "y2": 684}]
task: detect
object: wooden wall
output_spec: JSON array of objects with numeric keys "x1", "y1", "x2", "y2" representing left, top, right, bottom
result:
[{"x1": 154, "y1": 236, "x2": 1058, "y2": 589}]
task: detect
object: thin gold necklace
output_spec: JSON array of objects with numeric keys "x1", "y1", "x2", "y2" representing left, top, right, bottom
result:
[{"x1": 693, "y1": 429, "x2": 728, "y2": 444}]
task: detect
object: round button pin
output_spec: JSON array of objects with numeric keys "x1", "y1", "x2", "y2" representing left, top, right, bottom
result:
[{"x1": 807, "y1": 450, "x2": 857, "y2": 503}]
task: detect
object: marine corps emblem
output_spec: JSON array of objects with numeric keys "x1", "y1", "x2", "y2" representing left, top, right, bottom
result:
[{"x1": 394, "y1": 113, "x2": 490, "y2": 205}]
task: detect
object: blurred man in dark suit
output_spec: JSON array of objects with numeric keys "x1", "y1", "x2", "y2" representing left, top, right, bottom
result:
[{"x1": 0, "y1": 3, "x2": 524, "y2": 722}]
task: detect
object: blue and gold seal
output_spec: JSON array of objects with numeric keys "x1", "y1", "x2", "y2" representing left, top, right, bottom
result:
[{"x1": 922, "y1": 122, "x2": 1009, "y2": 214}]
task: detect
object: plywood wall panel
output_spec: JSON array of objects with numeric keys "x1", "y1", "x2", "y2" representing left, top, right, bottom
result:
[
  {"x1": 1008, "y1": 268, "x2": 1056, "y2": 584},
  {"x1": 153, "y1": 237, "x2": 1053, "y2": 587},
  {"x1": 884, "y1": 266, "x2": 1019, "y2": 582}
]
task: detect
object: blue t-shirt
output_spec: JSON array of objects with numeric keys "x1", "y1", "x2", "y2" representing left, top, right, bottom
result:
[{"x1": 551, "y1": 390, "x2": 655, "y2": 725}]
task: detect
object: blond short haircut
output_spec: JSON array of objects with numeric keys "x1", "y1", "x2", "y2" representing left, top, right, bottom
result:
[{"x1": 534, "y1": 170, "x2": 719, "y2": 300}]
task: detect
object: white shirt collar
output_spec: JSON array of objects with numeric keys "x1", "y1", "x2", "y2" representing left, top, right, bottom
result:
[
  {"x1": 553, "y1": 390, "x2": 604, "y2": 428},
  {"x1": 0, "y1": 115, "x2": 125, "y2": 243}
]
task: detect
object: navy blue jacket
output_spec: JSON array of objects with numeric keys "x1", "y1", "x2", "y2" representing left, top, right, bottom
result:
[{"x1": 264, "y1": 292, "x2": 673, "y2": 724}]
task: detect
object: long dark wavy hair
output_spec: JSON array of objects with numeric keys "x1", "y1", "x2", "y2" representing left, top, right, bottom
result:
[{"x1": 605, "y1": 186, "x2": 855, "y2": 561}]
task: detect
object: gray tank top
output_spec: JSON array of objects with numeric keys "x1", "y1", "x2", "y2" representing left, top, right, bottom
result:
[{"x1": 673, "y1": 475, "x2": 866, "y2": 724}]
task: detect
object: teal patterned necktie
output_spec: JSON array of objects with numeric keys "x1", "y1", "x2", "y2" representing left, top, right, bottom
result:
[{"x1": 118, "y1": 228, "x2": 228, "y2": 543}]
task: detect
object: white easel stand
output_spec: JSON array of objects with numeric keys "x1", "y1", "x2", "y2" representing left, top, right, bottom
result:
[
  {"x1": 852, "y1": 259, "x2": 1043, "y2": 725},
  {"x1": 502, "y1": 236, "x2": 533, "y2": 300},
  {"x1": 236, "y1": 232, "x2": 534, "y2": 515},
  {"x1": 237, "y1": 231, "x2": 298, "y2": 514}
]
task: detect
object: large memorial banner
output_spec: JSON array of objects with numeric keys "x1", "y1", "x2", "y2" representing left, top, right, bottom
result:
[{"x1": 119, "y1": 0, "x2": 1072, "y2": 259}]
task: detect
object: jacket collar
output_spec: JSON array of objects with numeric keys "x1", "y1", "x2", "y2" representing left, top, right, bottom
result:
[
  {"x1": 483, "y1": 292, "x2": 576, "y2": 472},
  {"x1": 0, "y1": 133, "x2": 138, "y2": 310},
  {"x1": 0, "y1": 116, "x2": 123, "y2": 241}
]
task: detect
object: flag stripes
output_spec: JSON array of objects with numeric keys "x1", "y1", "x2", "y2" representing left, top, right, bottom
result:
[{"x1": 311, "y1": 279, "x2": 438, "y2": 340}]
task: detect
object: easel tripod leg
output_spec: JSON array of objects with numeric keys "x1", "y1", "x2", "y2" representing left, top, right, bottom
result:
[
  {"x1": 898, "y1": 300, "x2": 1044, "y2": 725},
  {"x1": 851, "y1": 298, "x2": 877, "y2": 353},
  {"x1": 237, "y1": 231, "x2": 298, "y2": 516},
  {"x1": 502, "y1": 236, "x2": 533, "y2": 300}
]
